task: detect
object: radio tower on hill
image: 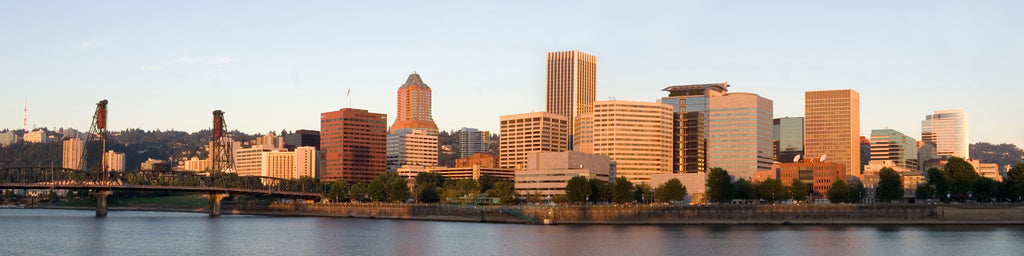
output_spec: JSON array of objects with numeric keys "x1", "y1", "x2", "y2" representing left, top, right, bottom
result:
[{"x1": 23, "y1": 100, "x2": 27, "y2": 131}]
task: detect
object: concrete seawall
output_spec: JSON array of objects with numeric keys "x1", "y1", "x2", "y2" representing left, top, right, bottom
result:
[{"x1": 222, "y1": 202, "x2": 1024, "y2": 225}]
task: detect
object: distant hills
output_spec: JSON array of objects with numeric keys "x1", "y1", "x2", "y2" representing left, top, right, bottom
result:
[
  {"x1": 0, "y1": 128, "x2": 257, "y2": 169},
  {"x1": 970, "y1": 142, "x2": 1024, "y2": 171}
]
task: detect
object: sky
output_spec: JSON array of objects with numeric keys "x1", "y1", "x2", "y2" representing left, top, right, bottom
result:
[{"x1": 1, "y1": 1, "x2": 1022, "y2": 146}]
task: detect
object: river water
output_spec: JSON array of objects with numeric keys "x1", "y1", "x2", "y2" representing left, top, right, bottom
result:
[{"x1": 2, "y1": 208, "x2": 1024, "y2": 256}]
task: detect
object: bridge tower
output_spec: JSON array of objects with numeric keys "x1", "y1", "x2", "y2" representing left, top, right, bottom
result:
[
  {"x1": 210, "y1": 110, "x2": 234, "y2": 174},
  {"x1": 80, "y1": 100, "x2": 108, "y2": 171}
]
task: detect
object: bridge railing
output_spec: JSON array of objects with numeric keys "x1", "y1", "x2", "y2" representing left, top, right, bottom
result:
[{"x1": 0, "y1": 167, "x2": 326, "y2": 195}]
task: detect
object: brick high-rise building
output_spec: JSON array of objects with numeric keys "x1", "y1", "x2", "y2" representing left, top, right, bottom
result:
[
  {"x1": 546, "y1": 50, "x2": 596, "y2": 150},
  {"x1": 499, "y1": 112, "x2": 569, "y2": 170},
  {"x1": 804, "y1": 89, "x2": 860, "y2": 179},
  {"x1": 321, "y1": 108, "x2": 387, "y2": 182},
  {"x1": 390, "y1": 72, "x2": 438, "y2": 134}
]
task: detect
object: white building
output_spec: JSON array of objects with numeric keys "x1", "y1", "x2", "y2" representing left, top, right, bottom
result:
[
  {"x1": 24, "y1": 130, "x2": 46, "y2": 143},
  {"x1": 62, "y1": 138, "x2": 84, "y2": 169},
  {"x1": 0, "y1": 131, "x2": 19, "y2": 146},
  {"x1": 103, "y1": 150, "x2": 125, "y2": 172}
]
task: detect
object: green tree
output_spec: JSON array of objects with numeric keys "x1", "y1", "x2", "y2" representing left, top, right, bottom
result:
[
  {"x1": 418, "y1": 185, "x2": 440, "y2": 203},
  {"x1": 368, "y1": 177, "x2": 388, "y2": 202},
  {"x1": 758, "y1": 178, "x2": 788, "y2": 203},
  {"x1": 1006, "y1": 163, "x2": 1024, "y2": 201},
  {"x1": 972, "y1": 177, "x2": 1000, "y2": 202},
  {"x1": 349, "y1": 182, "x2": 369, "y2": 201},
  {"x1": 915, "y1": 183, "x2": 935, "y2": 200},
  {"x1": 849, "y1": 182, "x2": 867, "y2": 203},
  {"x1": 589, "y1": 178, "x2": 611, "y2": 203},
  {"x1": 828, "y1": 179, "x2": 850, "y2": 203},
  {"x1": 926, "y1": 168, "x2": 950, "y2": 201},
  {"x1": 442, "y1": 179, "x2": 482, "y2": 203},
  {"x1": 790, "y1": 178, "x2": 808, "y2": 202},
  {"x1": 705, "y1": 167, "x2": 733, "y2": 203},
  {"x1": 565, "y1": 176, "x2": 591, "y2": 203},
  {"x1": 634, "y1": 183, "x2": 653, "y2": 203},
  {"x1": 478, "y1": 174, "x2": 497, "y2": 193},
  {"x1": 655, "y1": 178, "x2": 687, "y2": 203},
  {"x1": 387, "y1": 176, "x2": 411, "y2": 202},
  {"x1": 485, "y1": 181, "x2": 517, "y2": 204},
  {"x1": 875, "y1": 167, "x2": 904, "y2": 203},
  {"x1": 611, "y1": 177, "x2": 634, "y2": 204},
  {"x1": 327, "y1": 180, "x2": 349, "y2": 202},
  {"x1": 731, "y1": 179, "x2": 753, "y2": 201},
  {"x1": 415, "y1": 172, "x2": 444, "y2": 188},
  {"x1": 944, "y1": 157, "x2": 979, "y2": 200}
]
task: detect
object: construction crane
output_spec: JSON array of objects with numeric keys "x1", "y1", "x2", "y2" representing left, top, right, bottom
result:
[
  {"x1": 210, "y1": 110, "x2": 234, "y2": 174},
  {"x1": 80, "y1": 100, "x2": 108, "y2": 171}
]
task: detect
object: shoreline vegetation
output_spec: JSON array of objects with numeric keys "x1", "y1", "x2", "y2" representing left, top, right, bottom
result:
[{"x1": 19, "y1": 197, "x2": 1024, "y2": 225}]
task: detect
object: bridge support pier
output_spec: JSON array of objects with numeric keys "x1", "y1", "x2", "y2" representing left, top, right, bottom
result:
[
  {"x1": 208, "y1": 192, "x2": 229, "y2": 217},
  {"x1": 94, "y1": 190, "x2": 111, "y2": 217}
]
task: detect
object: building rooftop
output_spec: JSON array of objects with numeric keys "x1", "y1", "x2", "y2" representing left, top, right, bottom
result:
[
  {"x1": 400, "y1": 72, "x2": 430, "y2": 90},
  {"x1": 662, "y1": 82, "x2": 729, "y2": 96}
]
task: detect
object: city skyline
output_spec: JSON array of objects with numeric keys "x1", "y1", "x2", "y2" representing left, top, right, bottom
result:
[{"x1": 1, "y1": 1, "x2": 1022, "y2": 147}]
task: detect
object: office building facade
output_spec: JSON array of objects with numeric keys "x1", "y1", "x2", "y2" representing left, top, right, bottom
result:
[
  {"x1": 580, "y1": 100, "x2": 672, "y2": 184},
  {"x1": 773, "y1": 117, "x2": 804, "y2": 163},
  {"x1": 546, "y1": 50, "x2": 596, "y2": 149},
  {"x1": 922, "y1": 109, "x2": 969, "y2": 159},
  {"x1": 707, "y1": 93, "x2": 774, "y2": 180},
  {"x1": 321, "y1": 108, "x2": 388, "y2": 182},
  {"x1": 660, "y1": 83, "x2": 729, "y2": 173},
  {"x1": 457, "y1": 127, "x2": 489, "y2": 159},
  {"x1": 804, "y1": 89, "x2": 860, "y2": 179},
  {"x1": 869, "y1": 129, "x2": 918, "y2": 171},
  {"x1": 499, "y1": 112, "x2": 569, "y2": 170},
  {"x1": 386, "y1": 128, "x2": 439, "y2": 172}
]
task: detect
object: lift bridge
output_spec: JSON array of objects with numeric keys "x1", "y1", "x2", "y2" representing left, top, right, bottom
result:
[{"x1": 0, "y1": 100, "x2": 325, "y2": 217}]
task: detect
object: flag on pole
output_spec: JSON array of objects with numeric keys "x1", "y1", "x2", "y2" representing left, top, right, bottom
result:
[{"x1": 347, "y1": 89, "x2": 351, "y2": 97}]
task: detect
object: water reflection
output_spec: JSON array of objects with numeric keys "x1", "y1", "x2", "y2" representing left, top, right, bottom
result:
[{"x1": 4, "y1": 209, "x2": 1024, "y2": 256}]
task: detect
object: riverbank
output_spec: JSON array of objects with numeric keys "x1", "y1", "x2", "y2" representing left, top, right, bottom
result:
[{"x1": 222, "y1": 202, "x2": 1024, "y2": 225}]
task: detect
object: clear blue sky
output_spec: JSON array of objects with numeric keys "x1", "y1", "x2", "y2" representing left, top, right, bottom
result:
[{"x1": 1, "y1": 1, "x2": 1021, "y2": 146}]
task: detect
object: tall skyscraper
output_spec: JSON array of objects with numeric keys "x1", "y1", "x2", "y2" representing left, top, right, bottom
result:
[
  {"x1": 577, "y1": 100, "x2": 672, "y2": 184},
  {"x1": 870, "y1": 129, "x2": 918, "y2": 171},
  {"x1": 321, "y1": 108, "x2": 387, "y2": 182},
  {"x1": 707, "y1": 93, "x2": 774, "y2": 180},
  {"x1": 386, "y1": 128, "x2": 438, "y2": 172},
  {"x1": 921, "y1": 109, "x2": 969, "y2": 159},
  {"x1": 457, "y1": 127, "x2": 489, "y2": 159},
  {"x1": 660, "y1": 83, "x2": 729, "y2": 173},
  {"x1": 546, "y1": 50, "x2": 596, "y2": 149},
  {"x1": 773, "y1": 117, "x2": 805, "y2": 163},
  {"x1": 499, "y1": 112, "x2": 569, "y2": 170},
  {"x1": 804, "y1": 89, "x2": 860, "y2": 179},
  {"x1": 390, "y1": 72, "x2": 438, "y2": 134}
]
